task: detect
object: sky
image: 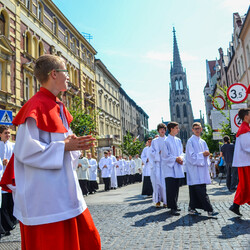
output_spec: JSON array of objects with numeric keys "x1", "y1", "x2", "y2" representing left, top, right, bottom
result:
[{"x1": 53, "y1": 0, "x2": 249, "y2": 130}]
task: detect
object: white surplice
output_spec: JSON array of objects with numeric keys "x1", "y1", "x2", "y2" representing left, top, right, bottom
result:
[
  {"x1": 99, "y1": 157, "x2": 112, "y2": 178},
  {"x1": 129, "y1": 160, "x2": 136, "y2": 175},
  {"x1": 185, "y1": 135, "x2": 211, "y2": 185},
  {"x1": 150, "y1": 136, "x2": 167, "y2": 204},
  {"x1": 134, "y1": 157, "x2": 142, "y2": 174},
  {"x1": 141, "y1": 146, "x2": 153, "y2": 177},
  {"x1": 13, "y1": 116, "x2": 86, "y2": 226},
  {"x1": 77, "y1": 157, "x2": 89, "y2": 180},
  {"x1": 162, "y1": 135, "x2": 184, "y2": 178},
  {"x1": 109, "y1": 155, "x2": 117, "y2": 188},
  {"x1": 88, "y1": 158, "x2": 98, "y2": 181},
  {"x1": 232, "y1": 132, "x2": 250, "y2": 167},
  {"x1": 116, "y1": 159, "x2": 124, "y2": 176}
]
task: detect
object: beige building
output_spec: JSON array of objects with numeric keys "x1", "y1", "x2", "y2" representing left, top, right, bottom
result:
[
  {"x1": 227, "y1": 9, "x2": 250, "y2": 104},
  {"x1": 0, "y1": 0, "x2": 97, "y2": 141},
  {"x1": 95, "y1": 59, "x2": 122, "y2": 159}
]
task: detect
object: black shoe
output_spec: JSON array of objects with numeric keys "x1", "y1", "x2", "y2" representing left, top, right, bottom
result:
[
  {"x1": 4, "y1": 231, "x2": 11, "y2": 236},
  {"x1": 229, "y1": 204, "x2": 242, "y2": 216},
  {"x1": 176, "y1": 207, "x2": 181, "y2": 211},
  {"x1": 170, "y1": 209, "x2": 180, "y2": 216}
]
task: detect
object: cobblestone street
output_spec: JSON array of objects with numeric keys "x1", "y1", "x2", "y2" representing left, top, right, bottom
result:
[{"x1": 0, "y1": 180, "x2": 249, "y2": 250}]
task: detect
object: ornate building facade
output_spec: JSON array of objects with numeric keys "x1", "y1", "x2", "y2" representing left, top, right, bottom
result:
[
  {"x1": 95, "y1": 59, "x2": 122, "y2": 159},
  {"x1": 0, "y1": 0, "x2": 96, "y2": 140},
  {"x1": 169, "y1": 28, "x2": 194, "y2": 145}
]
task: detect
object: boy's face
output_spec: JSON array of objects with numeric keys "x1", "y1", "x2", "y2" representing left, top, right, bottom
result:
[
  {"x1": 158, "y1": 128, "x2": 166, "y2": 137},
  {"x1": 0, "y1": 129, "x2": 10, "y2": 142},
  {"x1": 244, "y1": 111, "x2": 250, "y2": 123},
  {"x1": 54, "y1": 61, "x2": 69, "y2": 92},
  {"x1": 170, "y1": 125, "x2": 179, "y2": 136},
  {"x1": 192, "y1": 125, "x2": 202, "y2": 136}
]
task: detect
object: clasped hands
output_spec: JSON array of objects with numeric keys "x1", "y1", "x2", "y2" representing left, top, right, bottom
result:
[
  {"x1": 203, "y1": 150, "x2": 210, "y2": 157},
  {"x1": 64, "y1": 134, "x2": 95, "y2": 151},
  {"x1": 176, "y1": 156, "x2": 183, "y2": 165}
]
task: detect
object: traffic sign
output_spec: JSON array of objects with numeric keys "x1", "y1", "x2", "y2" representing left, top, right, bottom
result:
[
  {"x1": 0, "y1": 110, "x2": 13, "y2": 125},
  {"x1": 230, "y1": 109, "x2": 242, "y2": 133},
  {"x1": 212, "y1": 96, "x2": 226, "y2": 110},
  {"x1": 227, "y1": 83, "x2": 248, "y2": 103}
]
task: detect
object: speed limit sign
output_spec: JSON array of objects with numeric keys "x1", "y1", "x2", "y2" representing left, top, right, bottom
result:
[
  {"x1": 227, "y1": 83, "x2": 248, "y2": 103},
  {"x1": 230, "y1": 109, "x2": 242, "y2": 133}
]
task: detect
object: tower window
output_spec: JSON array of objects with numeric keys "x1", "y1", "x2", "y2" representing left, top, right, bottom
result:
[
  {"x1": 179, "y1": 79, "x2": 183, "y2": 90},
  {"x1": 175, "y1": 80, "x2": 179, "y2": 90},
  {"x1": 183, "y1": 104, "x2": 187, "y2": 117},
  {"x1": 176, "y1": 105, "x2": 180, "y2": 118}
]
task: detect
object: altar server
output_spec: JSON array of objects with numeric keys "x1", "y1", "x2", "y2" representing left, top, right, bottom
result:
[
  {"x1": 162, "y1": 122, "x2": 184, "y2": 215},
  {"x1": 115, "y1": 156, "x2": 124, "y2": 187},
  {"x1": 128, "y1": 155, "x2": 136, "y2": 184},
  {"x1": 134, "y1": 154, "x2": 142, "y2": 182},
  {"x1": 150, "y1": 123, "x2": 167, "y2": 208},
  {"x1": 99, "y1": 151, "x2": 112, "y2": 191},
  {"x1": 185, "y1": 122, "x2": 216, "y2": 217},
  {"x1": 141, "y1": 138, "x2": 153, "y2": 196},
  {"x1": 87, "y1": 152, "x2": 98, "y2": 194},
  {"x1": 229, "y1": 108, "x2": 250, "y2": 216},
  {"x1": 108, "y1": 150, "x2": 117, "y2": 189},
  {"x1": 0, "y1": 55, "x2": 100, "y2": 249}
]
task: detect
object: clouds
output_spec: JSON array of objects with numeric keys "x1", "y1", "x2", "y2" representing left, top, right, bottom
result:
[{"x1": 218, "y1": 0, "x2": 249, "y2": 13}]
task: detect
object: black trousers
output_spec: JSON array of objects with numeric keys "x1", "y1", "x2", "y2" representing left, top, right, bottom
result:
[
  {"x1": 1, "y1": 193, "x2": 16, "y2": 232},
  {"x1": 125, "y1": 175, "x2": 130, "y2": 185},
  {"x1": 88, "y1": 180, "x2": 99, "y2": 193},
  {"x1": 117, "y1": 176, "x2": 123, "y2": 187},
  {"x1": 103, "y1": 177, "x2": 111, "y2": 191},
  {"x1": 141, "y1": 176, "x2": 153, "y2": 196},
  {"x1": 189, "y1": 184, "x2": 213, "y2": 212},
  {"x1": 226, "y1": 163, "x2": 238, "y2": 190},
  {"x1": 165, "y1": 177, "x2": 180, "y2": 210},
  {"x1": 79, "y1": 180, "x2": 89, "y2": 195},
  {"x1": 129, "y1": 175, "x2": 135, "y2": 184}
]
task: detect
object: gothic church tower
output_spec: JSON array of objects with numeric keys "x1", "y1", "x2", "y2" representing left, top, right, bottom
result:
[{"x1": 169, "y1": 28, "x2": 194, "y2": 145}]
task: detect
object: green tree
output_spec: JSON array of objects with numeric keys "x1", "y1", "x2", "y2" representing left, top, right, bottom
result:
[
  {"x1": 201, "y1": 124, "x2": 219, "y2": 153},
  {"x1": 144, "y1": 129, "x2": 158, "y2": 142},
  {"x1": 120, "y1": 132, "x2": 145, "y2": 157},
  {"x1": 69, "y1": 96, "x2": 98, "y2": 137}
]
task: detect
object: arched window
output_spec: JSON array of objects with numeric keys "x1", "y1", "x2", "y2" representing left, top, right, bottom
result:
[
  {"x1": 70, "y1": 67, "x2": 74, "y2": 83},
  {"x1": 74, "y1": 70, "x2": 78, "y2": 86},
  {"x1": 32, "y1": 36, "x2": 38, "y2": 58},
  {"x1": 0, "y1": 12, "x2": 5, "y2": 35},
  {"x1": 179, "y1": 79, "x2": 183, "y2": 90},
  {"x1": 175, "y1": 79, "x2": 179, "y2": 90},
  {"x1": 183, "y1": 104, "x2": 187, "y2": 117},
  {"x1": 26, "y1": 0, "x2": 31, "y2": 10},
  {"x1": 176, "y1": 105, "x2": 180, "y2": 118},
  {"x1": 246, "y1": 45, "x2": 250, "y2": 68},
  {"x1": 25, "y1": 32, "x2": 32, "y2": 54},
  {"x1": 72, "y1": 38, "x2": 76, "y2": 53},
  {"x1": 85, "y1": 79, "x2": 89, "y2": 93},
  {"x1": 65, "y1": 30, "x2": 70, "y2": 46},
  {"x1": 38, "y1": 41, "x2": 44, "y2": 57}
]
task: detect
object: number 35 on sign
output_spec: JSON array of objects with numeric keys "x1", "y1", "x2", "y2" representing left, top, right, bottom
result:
[{"x1": 227, "y1": 83, "x2": 248, "y2": 103}]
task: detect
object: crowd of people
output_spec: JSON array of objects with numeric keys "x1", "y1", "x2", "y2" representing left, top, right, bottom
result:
[
  {"x1": 0, "y1": 54, "x2": 248, "y2": 249},
  {"x1": 77, "y1": 150, "x2": 143, "y2": 195},
  {"x1": 139, "y1": 115, "x2": 250, "y2": 217}
]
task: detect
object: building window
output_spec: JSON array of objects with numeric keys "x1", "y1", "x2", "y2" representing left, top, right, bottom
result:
[
  {"x1": 113, "y1": 104, "x2": 115, "y2": 117},
  {"x1": 25, "y1": 32, "x2": 32, "y2": 54},
  {"x1": 105, "y1": 99, "x2": 107, "y2": 111},
  {"x1": 38, "y1": 41, "x2": 44, "y2": 57},
  {"x1": 99, "y1": 94, "x2": 102, "y2": 108},
  {"x1": 176, "y1": 105, "x2": 180, "y2": 118},
  {"x1": 37, "y1": 2, "x2": 43, "y2": 22},
  {"x1": 0, "y1": 12, "x2": 5, "y2": 36},
  {"x1": 0, "y1": 62, "x2": 2, "y2": 90},
  {"x1": 240, "y1": 55, "x2": 245, "y2": 74},
  {"x1": 109, "y1": 102, "x2": 111, "y2": 114},
  {"x1": 26, "y1": 0, "x2": 30, "y2": 10},
  {"x1": 247, "y1": 45, "x2": 250, "y2": 68},
  {"x1": 24, "y1": 77, "x2": 30, "y2": 100},
  {"x1": 65, "y1": 31, "x2": 70, "y2": 46},
  {"x1": 183, "y1": 104, "x2": 187, "y2": 117},
  {"x1": 32, "y1": 36, "x2": 38, "y2": 58},
  {"x1": 175, "y1": 80, "x2": 179, "y2": 90},
  {"x1": 179, "y1": 79, "x2": 183, "y2": 90},
  {"x1": 71, "y1": 38, "x2": 76, "y2": 53},
  {"x1": 53, "y1": 18, "x2": 58, "y2": 36}
]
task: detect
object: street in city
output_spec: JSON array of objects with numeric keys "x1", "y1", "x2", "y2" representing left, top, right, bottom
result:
[{"x1": 0, "y1": 179, "x2": 249, "y2": 250}]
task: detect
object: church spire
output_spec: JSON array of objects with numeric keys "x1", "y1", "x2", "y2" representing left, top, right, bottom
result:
[{"x1": 172, "y1": 27, "x2": 183, "y2": 74}]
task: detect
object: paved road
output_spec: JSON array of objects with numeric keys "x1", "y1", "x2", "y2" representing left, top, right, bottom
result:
[{"x1": 0, "y1": 179, "x2": 249, "y2": 249}]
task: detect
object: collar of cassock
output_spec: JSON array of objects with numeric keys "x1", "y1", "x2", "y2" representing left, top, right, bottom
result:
[
  {"x1": 12, "y1": 87, "x2": 73, "y2": 133},
  {"x1": 236, "y1": 121, "x2": 250, "y2": 137}
]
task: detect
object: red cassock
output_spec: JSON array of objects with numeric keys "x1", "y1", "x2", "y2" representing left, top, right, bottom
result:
[
  {"x1": 233, "y1": 121, "x2": 250, "y2": 206},
  {"x1": 0, "y1": 87, "x2": 101, "y2": 250}
]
